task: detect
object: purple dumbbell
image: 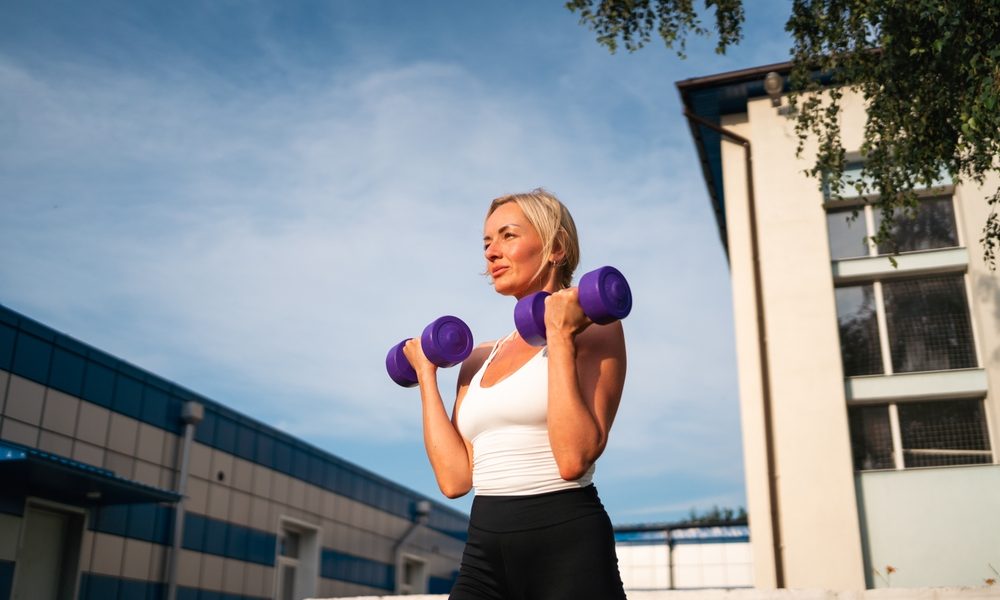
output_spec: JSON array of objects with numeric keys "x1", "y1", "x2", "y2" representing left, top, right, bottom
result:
[
  {"x1": 514, "y1": 266, "x2": 632, "y2": 346},
  {"x1": 386, "y1": 315, "x2": 474, "y2": 387}
]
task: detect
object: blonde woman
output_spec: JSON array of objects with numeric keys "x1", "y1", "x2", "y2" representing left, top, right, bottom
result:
[{"x1": 403, "y1": 189, "x2": 627, "y2": 599}]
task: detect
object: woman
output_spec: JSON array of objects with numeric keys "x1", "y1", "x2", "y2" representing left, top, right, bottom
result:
[{"x1": 402, "y1": 189, "x2": 627, "y2": 599}]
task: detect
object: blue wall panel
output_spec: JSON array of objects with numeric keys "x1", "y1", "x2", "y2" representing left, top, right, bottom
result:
[
  {"x1": 0, "y1": 560, "x2": 13, "y2": 600},
  {"x1": 12, "y1": 332, "x2": 51, "y2": 383}
]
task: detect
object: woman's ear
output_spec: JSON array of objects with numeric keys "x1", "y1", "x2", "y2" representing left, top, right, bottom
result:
[{"x1": 549, "y1": 231, "x2": 567, "y2": 265}]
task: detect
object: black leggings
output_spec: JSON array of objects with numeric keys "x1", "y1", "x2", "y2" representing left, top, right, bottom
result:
[{"x1": 449, "y1": 486, "x2": 626, "y2": 600}]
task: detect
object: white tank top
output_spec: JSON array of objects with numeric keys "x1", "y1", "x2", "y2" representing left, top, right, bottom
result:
[{"x1": 457, "y1": 333, "x2": 595, "y2": 496}]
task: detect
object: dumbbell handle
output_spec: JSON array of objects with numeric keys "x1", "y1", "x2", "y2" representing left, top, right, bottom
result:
[
  {"x1": 386, "y1": 315, "x2": 474, "y2": 387},
  {"x1": 514, "y1": 266, "x2": 632, "y2": 346}
]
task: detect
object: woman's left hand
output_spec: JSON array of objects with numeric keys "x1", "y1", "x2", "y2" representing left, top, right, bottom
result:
[{"x1": 543, "y1": 287, "x2": 592, "y2": 342}]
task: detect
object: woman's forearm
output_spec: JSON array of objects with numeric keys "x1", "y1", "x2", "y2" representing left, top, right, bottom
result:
[
  {"x1": 418, "y1": 375, "x2": 473, "y2": 498},
  {"x1": 545, "y1": 333, "x2": 605, "y2": 480}
]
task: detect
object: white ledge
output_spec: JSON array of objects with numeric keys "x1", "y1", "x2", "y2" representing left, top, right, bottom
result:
[
  {"x1": 846, "y1": 369, "x2": 988, "y2": 403},
  {"x1": 832, "y1": 247, "x2": 968, "y2": 283}
]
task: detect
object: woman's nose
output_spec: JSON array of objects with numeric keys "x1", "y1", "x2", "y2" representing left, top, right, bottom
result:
[{"x1": 484, "y1": 240, "x2": 500, "y2": 259}]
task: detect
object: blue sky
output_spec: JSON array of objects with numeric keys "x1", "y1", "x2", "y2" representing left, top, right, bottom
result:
[{"x1": 0, "y1": 0, "x2": 794, "y2": 524}]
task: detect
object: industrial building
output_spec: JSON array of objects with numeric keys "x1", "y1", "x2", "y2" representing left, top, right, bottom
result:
[
  {"x1": 0, "y1": 303, "x2": 467, "y2": 599},
  {"x1": 678, "y1": 62, "x2": 1000, "y2": 589}
]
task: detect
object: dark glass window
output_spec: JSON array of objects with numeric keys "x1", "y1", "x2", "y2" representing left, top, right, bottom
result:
[
  {"x1": 873, "y1": 196, "x2": 958, "y2": 254},
  {"x1": 49, "y1": 347, "x2": 85, "y2": 396},
  {"x1": 236, "y1": 425, "x2": 256, "y2": 461},
  {"x1": 256, "y1": 433, "x2": 275, "y2": 469},
  {"x1": 848, "y1": 405, "x2": 895, "y2": 470},
  {"x1": 0, "y1": 323, "x2": 16, "y2": 370},
  {"x1": 275, "y1": 440, "x2": 292, "y2": 473},
  {"x1": 216, "y1": 415, "x2": 237, "y2": 454},
  {"x1": 882, "y1": 276, "x2": 976, "y2": 373},
  {"x1": 141, "y1": 386, "x2": 171, "y2": 430},
  {"x1": 827, "y1": 208, "x2": 870, "y2": 260},
  {"x1": 113, "y1": 374, "x2": 144, "y2": 419},
  {"x1": 835, "y1": 285, "x2": 884, "y2": 376},
  {"x1": 898, "y1": 399, "x2": 991, "y2": 467},
  {"x1": 12, "y1": 332, "x2": 52, "y2": 383},
  {"x1": 82, "y1": 361, "x2": 115, "y2": 408}
]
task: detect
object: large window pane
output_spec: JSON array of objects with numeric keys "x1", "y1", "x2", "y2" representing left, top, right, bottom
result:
[
  {"x1": 827, "y1": 208, "x2": 870, "y2": 260},
  {"x1": 835, "y1": 285, "x2": 884, "y2": 376},
  {"x1": 898, "y1": 399, "x2": 991, "y2": 467},
  {"x1": 849, "y1": 405, "x2": 894, "y2": 470},
  {"x1": 882, "y1": 276, "x2": 976, "y2": 373},
  {"x1": 872, "y1": 196, "x2": 958, "y2": 254}
]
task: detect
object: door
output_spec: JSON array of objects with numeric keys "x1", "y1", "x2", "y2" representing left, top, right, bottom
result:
[{"x1": 11, "y1": 504, "x2": 83, "y2": 600}]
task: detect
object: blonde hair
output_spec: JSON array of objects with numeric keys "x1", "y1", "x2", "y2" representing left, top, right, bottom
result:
[{"x1": 486, "y1": 188, "x2": 580, "y2": 289}]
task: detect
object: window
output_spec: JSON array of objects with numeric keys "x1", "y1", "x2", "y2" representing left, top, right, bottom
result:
[
  {"x1": 835, "y1": 275, "x2": 976, "y2": 376},
  {"x1": 848, "y1": 399, "x2": 992, "y2": 470},
  {"x1": 834, "y1": 285, "x2": 883, "y2": 376},
  {"x1": 398, "y1": 555, "x2": 427, "y2": 594},
  {"x1": 849, "y1": 405, "x2": 894, "y2": 470},
  {"x1": 872, "y1": 196, "x2": 958, "y2": 254},
  {"x1": 826, "y1": 188, "x2": 991, "y2": 473},
  {"x1": 827, "y1": 208, "x2": 870, "y2": 260},
  {"x1": 826, "y1": 195, "x2": 959, "y2": 261},
  {"x1": 881, "y1": 276, "x2": 977, "y2": 372},
  {"x1": 898, "y1": 400, "x2": 992, "y2": 467}
]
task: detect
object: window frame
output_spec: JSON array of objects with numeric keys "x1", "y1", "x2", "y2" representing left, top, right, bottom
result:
[{"x1": 848, "y1": 398, "x2": 993, "y2": 471}]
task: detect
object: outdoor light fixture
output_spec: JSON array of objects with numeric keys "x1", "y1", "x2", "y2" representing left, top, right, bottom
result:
[{"x1": 764, "y1": 71, "x2": 783, "y2": 107}]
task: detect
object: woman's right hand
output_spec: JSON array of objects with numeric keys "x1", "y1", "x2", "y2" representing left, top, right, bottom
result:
[{"x1": 402, "y1": 337, "x2": 438, "y2": 384}]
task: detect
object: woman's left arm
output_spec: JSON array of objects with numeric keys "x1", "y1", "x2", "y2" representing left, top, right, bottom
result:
[{"x1": 543, "y1": 287, "x2": 627, "y2": 481}]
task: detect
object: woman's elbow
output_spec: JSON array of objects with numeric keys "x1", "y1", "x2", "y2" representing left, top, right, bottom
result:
[
  {"x1": 437, "y1": 477, "x2": 472, "y2": 499},
  {"x1": 557, "y1": 456, "x2": 594, "y2": 482}
]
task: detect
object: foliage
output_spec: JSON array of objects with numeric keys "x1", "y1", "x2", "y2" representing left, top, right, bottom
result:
[
  {"x1": 678, "y1": 504, "x2": 747, "y2": 525},
  {"x1": 565, "y1": 0, "x2": 744, "y2": 56},
  {"x1": 567, "y1": 0, "x2": 1000, "y2": 267}
]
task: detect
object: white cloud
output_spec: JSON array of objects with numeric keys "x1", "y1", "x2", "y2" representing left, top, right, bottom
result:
[{"x1": 0, "y1": 29, "x2": 745, "y2": 520}]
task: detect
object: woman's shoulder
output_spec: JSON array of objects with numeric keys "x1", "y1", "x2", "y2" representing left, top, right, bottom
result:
[{"x1": 457, "y1": 341, "x2": 495, "y2": 381}]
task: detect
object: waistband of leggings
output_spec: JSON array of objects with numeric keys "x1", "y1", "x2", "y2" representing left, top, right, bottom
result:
[{"x1": 468, "y1": 484, "x2": 608, "y2": 533}]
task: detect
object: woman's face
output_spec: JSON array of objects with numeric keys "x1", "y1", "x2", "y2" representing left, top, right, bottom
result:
[{"x1": 483, "y1": 202, "x2": 553, "y2": 299}]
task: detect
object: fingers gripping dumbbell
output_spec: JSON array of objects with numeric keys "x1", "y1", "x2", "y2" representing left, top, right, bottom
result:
[
  {"x1": 386, "y1": 316, "x2": 474, "y2": 387},
  {"x1": 514, "y1": 266, "x2": 632, "y2": 347}
]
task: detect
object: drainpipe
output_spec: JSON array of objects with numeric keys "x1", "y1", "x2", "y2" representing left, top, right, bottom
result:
[
  {"x1": 682, "y1": 109, "x2": 785, "y2": 588},
  {"x1": 393, "y1": 500, "x2": 431, "y2": 593},
  {"x1": 166, "y1": 401, "x2": 204, "y2": 600}
]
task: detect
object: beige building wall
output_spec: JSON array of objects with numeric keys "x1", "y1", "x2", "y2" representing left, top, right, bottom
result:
[
  {"x1": 710, "y1": 81, "x2": 999, "y2": 590},
  {"x1": 720, "y1": 97, "x2": 865, "y2": 589}
]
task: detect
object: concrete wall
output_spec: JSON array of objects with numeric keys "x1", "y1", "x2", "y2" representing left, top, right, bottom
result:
[
  {"x1": 856, "y1": 464, "x2": 1000, "y2": 588},
  {"x1": 720, "y1": 96, "x2": 867, "y2": 589}
]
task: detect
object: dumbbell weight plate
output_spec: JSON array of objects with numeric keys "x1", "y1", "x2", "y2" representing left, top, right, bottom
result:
[
  {"x1": 385, "y1": 340, "x2": 419, "y2": 388},
  {"x1": 421, "y1": 315, "x2": 474, "y2": 368},
  {"x1": 578, "y1": 266, "x2": 632, "y2": 325},
  {"x1": 513, "y1": 291, "x2": 550, "y2": 347}
]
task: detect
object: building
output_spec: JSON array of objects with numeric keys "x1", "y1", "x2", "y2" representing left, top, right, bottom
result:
[
  {"x1": 0, "y1": 303, "x2": 468, "y2": 600},
  {"x1": 614, "y1": 520, "x2": 752, "y2": 591},
  {"x1": 677, "y1": 62, "x2": 1000, "y2": 590}
]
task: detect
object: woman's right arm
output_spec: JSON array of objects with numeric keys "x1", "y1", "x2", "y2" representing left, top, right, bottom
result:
[{"x1": 403, "y1": 339, "x2": 488, "y2": 498}]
